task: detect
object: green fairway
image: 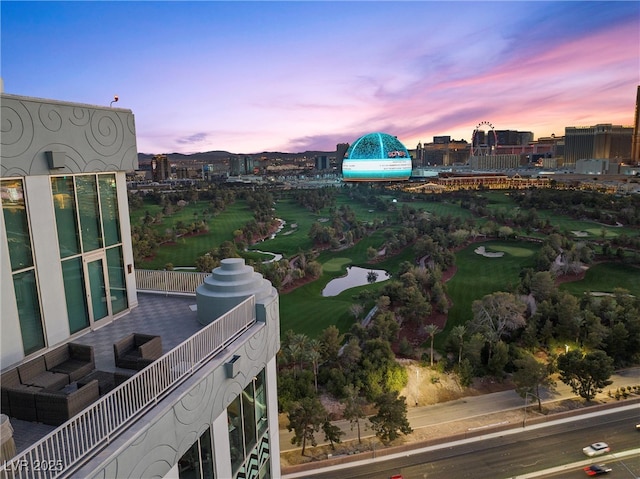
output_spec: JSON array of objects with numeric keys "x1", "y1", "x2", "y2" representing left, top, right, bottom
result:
[
  {"x1": 559, "y1": 262, "x2": 640, "y2": 297},
  {"x1": 136, "y1": 201, "x2": 254, "y2": 269},
  {"x1": 279, "y1": 263, "x2": 388, "y2": 338},
  {"x1": 444, "y1": 240, "x2": 540, "y2": 335},
  {"x1": 131, "y1": 189, "x2": 636, "y2": 341},
  {"x1": 479, "y1": 191, "x2": 638, "y2": 239},
  {"x1": 253, "y1": 197, "x2": 325, "y2": 257}
]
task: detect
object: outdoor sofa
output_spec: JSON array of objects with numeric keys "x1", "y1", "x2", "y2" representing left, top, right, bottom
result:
[
  {"x1": 44, "y1": 342, "x2": 95, "y2": 382},
  {"x1": 0, "y1": 343, "x2": 96, "y2": 422},
  {"x1": 0, "y1": 368, "x2": 42, "y2": 421},
  {"x1": 113, "y1": 333, "x2": 163, "y2": 370},
  {"x1": 34, "y1": 379, "x2": 100, "y2": 426}
]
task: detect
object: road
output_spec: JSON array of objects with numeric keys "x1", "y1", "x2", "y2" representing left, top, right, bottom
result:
[
  {"x1": 286, "y1": 406, "x2": 640, "y2": 479},
  {"x1": 279, "y1": 368, "x2": 640, "y2": 452}
]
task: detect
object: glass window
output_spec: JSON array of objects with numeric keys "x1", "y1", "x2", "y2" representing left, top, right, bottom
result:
[
  {"x1": 178, "y1": 428, "x2": 215, "y2": 479},
  {"x1": 178, "y1": 437, "x2": 201, "y2": 479},
  {"x1": 255, "y1": 370, "x2": 268, "y2": 438},
  {"x1": 76, "y1": 176, "x2": 102, "y2": 252},
  {"x1": 62, "y1": 257, "x2": 89, "y2": 334},
  {"x1": 199, "y1": 428, "x2": 214, "y2": 479},
  {"x1": 51, "y1": 176, "x2": 80, "y2": 257},
  {"x1": 242, "y1": 382, "x2": 257, "y2": 453},
  {"x1": 99, "y1": 174, "x2": 121, "y2": 246},
  {"x1": 87, "y1": 258, "x2": 108, "y2": 321},
  {"x1": 2, "y1": 179, "x2": 45, "y2": 356},
  {"x1": 1, "y1": 179, "x2": 33, "y2": 270},
  {"x1": 14, "y1": 270, "x2": 45, "y2": 355},
  {"x1": 106, "y1": 246, "x2": 127, "y2": 314},
  {"x1": 228, "y1": 396, "x2": 244, "y2": 473}
]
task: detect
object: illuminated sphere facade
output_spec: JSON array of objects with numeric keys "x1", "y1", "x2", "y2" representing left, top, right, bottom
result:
[{"x1": 342, "y1": 132, "x2": 412, "y2": 181}]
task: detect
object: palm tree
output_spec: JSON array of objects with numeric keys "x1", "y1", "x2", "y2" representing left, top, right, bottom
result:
[
  {"x1": 451, "y1": 325, "x2": 467, "y2": 365},
  {"x1": 306, "y1": 339, "x2": 322, "y2": 392},
  {"x1": 424, "y1": 323, "x2": 441, "y2": 367}
]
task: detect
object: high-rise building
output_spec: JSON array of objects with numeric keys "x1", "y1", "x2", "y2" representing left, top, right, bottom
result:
[
  {"x1": 151, "y1": 154, "x2": 170, "y2": 182},
  {"x1": 336, "y1": 143, "x2": 350, "y2": 173},
  {"x1": 315, "y1": 155, "x2": 329, "y2": 170},
  {"x1": 1, "y1": 93, "x2": 281, "y2": 479},
  {"x1": 632, "y1": 85, "x2": 640, "y2": 163},
  {"x1": 564, "y1": 124, "x2": 633, "y2": 167}
]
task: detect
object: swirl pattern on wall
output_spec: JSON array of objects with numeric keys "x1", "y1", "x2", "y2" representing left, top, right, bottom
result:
[
  {"x1": 246, "y1": 327, "x2": 269, "y2": 361},
  {"x1": 86, "y1": 110, "x2": 124, "y2": 157},
  {"x1": 1, "y1": 101, "x2": 34, "y2": 158},
  {"x1": 70, "y1": 107, "x2": 91, "y2": 127},
  {"x1": 1, "y1": 96, "x2": 138, "y2": 175},
  {"x1": 38, "y1": 103, "x2": 63, "y2": 132},
  {"x1": 174, "y1": 380, "x2": 214, "y2": 425}
]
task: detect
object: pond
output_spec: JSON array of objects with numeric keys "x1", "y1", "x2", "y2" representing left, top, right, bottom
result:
[{"x1": 322, "y1": 266, "x2": 390, "y2": 297}]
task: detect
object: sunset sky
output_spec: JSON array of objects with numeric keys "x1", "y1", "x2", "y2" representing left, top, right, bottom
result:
[{"x1": 2, "y1": 1, "x2": 638, "y2": 155}]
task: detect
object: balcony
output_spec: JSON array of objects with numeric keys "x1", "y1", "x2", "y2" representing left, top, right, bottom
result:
[{"x1": 2, "y1": 271, "x2": 257, "y2": 478}]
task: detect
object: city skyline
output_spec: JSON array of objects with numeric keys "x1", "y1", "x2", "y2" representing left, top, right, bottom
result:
[{"x1": 2, "y1": 1, "x2": 638, "y2": 155}]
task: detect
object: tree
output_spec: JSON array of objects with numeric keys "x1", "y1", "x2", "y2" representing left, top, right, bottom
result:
[
  {"x1": 529, "y1": 271, "x2": 556, "y2": 302},
  {"x1": 284, "y1": 332, "x2": 308, "y2": 378},
  {"x1": 322, "y1": 417, "x2": 344, "y2": 450},
  {"x1": 286, "y1": 396, "x2": 326, "y2": 456},
  {"x1": 451, "y1": 325, "x2": 467, "y2": 365},
  {"x1": 349, "y1": 303, "x2": 364, "y2": 320},
  {"x1": 376, "y1": 295, "x2": 391, "y2": 311},
  {"x1": 369, "y1": 391, "x2": 412, "y2": 444},
  {"x1": 557, "y1": 349, "x2": 614, "y2": 402},
  {"x1": 306, "y1": 339, "x2": 323, "y2": 392},
  {"x1": 342, "y1": 384, "x2": 368, "y2": 444},
  {"x1": 367, "y1": 270, "x2": 379, "y2": 284},
  {"x1": 471, "y1": 292, "x2": 527, "y2": 359},
  {"x1": 319, "y1": 325, "x2": 343, "y2": 365},
  {"x1": 512, "y1": 355, "x2": 555, "y2": 411},
  {"x1": 424, "y1": 323, "x2": 441, "y2": 367}
]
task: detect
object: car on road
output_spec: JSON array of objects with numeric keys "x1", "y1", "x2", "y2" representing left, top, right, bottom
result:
[
  {"x1": 582, "y1": 442, "x2": 610, "y2": 457},
  {"x1": 583, "y1": 464, "x2": 612, "y2": 475}
]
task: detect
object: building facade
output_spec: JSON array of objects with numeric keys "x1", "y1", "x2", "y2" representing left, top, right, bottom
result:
[
  {"x1": 564, "y1": 124, "x2": 633, "y2": 167},
  {"x1": 151, "y1": 154, "x2": 171, "y2": 182},
  {"x1": 1, "y1": 93, "x2": 139, "y2": 365},
  {"x1": 1, "y1": 93, "x2": 281, "y2": 479},
  {"x1": 632, "y1": 85, "x2": 640, "y2": 163}
]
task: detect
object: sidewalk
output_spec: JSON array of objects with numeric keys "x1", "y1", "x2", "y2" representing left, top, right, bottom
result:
[{"x1": 279, "y1": 367, "x2": 640, "y2": 470}]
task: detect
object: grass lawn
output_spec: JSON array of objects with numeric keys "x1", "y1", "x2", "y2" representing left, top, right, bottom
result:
[
  {"x1": 442, "y1": 240, "x2": 540, "y2": 341},
  {"x1": 279, "y1": 236, "x2": 414, "y2": 338},
  {"x1": 131, "y1": 189, "x2": 636, "y2": 342},
  {"x1": 478, "y1": 191, "x2": 638, "y2": 239},
  {"x1": 136, "y1": 201, "x2": 254, "y2": 269},
  {"x1": 559, "y1": 262, "x2": 640, "y2": 297},
  {"x1": 250, "y1": 197, "x2": 318, "y2": 257},
  {"x1": 279, "y1": 263, "x2": 389, "y2": 338}
]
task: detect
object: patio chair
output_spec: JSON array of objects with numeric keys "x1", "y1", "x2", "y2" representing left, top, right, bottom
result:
[{"x1": 113, "y1": 333, "x2": 162, "y2": 370}]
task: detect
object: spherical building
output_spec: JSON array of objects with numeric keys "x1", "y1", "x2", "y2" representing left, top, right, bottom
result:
[{"x1": 342, "y1": 132, "x2": 412, "y2": 181}]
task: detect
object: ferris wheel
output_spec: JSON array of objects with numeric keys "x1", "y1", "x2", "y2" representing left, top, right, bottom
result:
[{"x1": 471, "y1": 121, "x2": 498, "y2": 156}]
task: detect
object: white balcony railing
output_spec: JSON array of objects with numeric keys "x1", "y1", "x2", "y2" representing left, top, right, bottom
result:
[
  {"x1": 135, "y1": 269, "x2": 210, "y2": 295},
  {"x1": 0, "y1": 296, "x2": 256, "y2": 479}
]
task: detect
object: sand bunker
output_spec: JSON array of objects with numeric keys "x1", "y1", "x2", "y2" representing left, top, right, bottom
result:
[
  {"x1": 474, "y1": 246, "x2": 504, "y2": 258},
  {"x1": 571, "y1": 231, "x2": 589, "y2": 237}
]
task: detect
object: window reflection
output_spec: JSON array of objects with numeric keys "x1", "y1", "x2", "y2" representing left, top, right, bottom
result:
[
  {"x1": 178, "y1": 428, "x2": 214, "y2": 479},
  {"x1": 227, "y1": 369, "x2": 269, "y2": 477},
  {"x1": 1, "y1": 179, "x2": 44, "y2": 355}
]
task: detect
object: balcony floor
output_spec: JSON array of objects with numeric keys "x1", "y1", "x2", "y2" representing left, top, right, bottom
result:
[{"x1": 8, "y1": 292, "x2": 203, "y2": 455}]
